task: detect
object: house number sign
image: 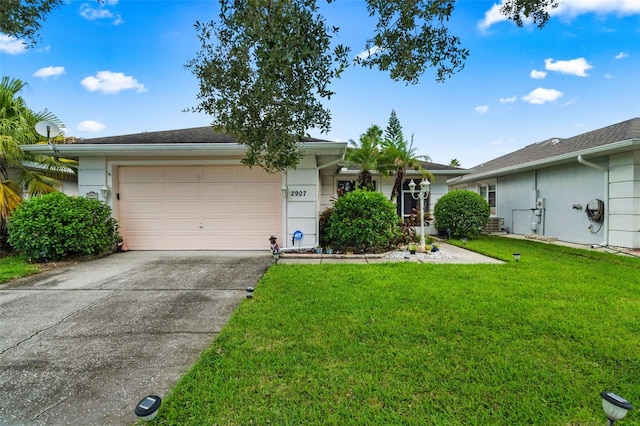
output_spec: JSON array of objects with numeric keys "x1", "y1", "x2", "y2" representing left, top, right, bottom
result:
[{"x1": 287, "y1": 185, "x2": 313, "y2": 201}]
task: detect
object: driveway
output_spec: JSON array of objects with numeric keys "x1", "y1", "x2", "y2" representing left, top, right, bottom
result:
[{"x1": 0, "y1": 251, "x2": 272, "y2": 425}]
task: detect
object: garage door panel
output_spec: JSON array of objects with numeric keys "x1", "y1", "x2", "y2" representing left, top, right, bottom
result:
[
  {"x1": 163, "y1": 183, "x2": 200, "y2": 198},
  {"x1": 202, "y1": 200, "x2": 241, "y2": 214},
  {"x1": 242, "y1": 184, "x2": 281, "y2": 198},
  {"x1": 119, "y1": 200, "x2": 163, "y2": 216},
  {"x1": 163, "y1": 167, "x2": 199, "y2": 182},
  {"x1": 118, "y1": 166, "x2": 282, "y2": 250},
  {"x1": 163, "y1": 201, "x2": 201, "y2": 215},
  {"x1": 121, "y1": 183, "x2": 163, "y2": 199},
  {"x1": 202, "y1": 167, "x2": 241, "y2": 182},
  {"x1": 120, "y1": 167, "x2": 163, "y2": 183},
  {"x1": 247, "y1": 201, "x2": 280, "y2": 215}
]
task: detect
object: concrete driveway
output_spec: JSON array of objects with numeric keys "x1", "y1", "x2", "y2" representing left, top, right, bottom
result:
[{"x1": 0, "y1": 251, "x2": 272, "y2": 425}]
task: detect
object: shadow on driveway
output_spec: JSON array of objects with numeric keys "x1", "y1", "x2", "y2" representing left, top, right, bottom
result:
[{"x1": 0, "y1": 251, "x2": 272, "y2": 425}]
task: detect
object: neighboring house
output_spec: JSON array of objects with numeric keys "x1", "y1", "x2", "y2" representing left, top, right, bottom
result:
[
  {"x1": 449, "y1": 117, "x2": 640, "y2": 250},
  {"x1": 21, "y1": 126, "x2": 464, "y2": 251}
]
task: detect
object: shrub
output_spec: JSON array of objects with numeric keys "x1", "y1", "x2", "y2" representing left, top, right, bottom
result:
[
  {"x1": 325, "y1": 190, "x2": 401, "y2": 253},
  {"x1": 433, "y1": 190, "x2": 490, "y2": 239},
  {"x1": 7, "y1": 192, "x2": 119, "y2": 260}
]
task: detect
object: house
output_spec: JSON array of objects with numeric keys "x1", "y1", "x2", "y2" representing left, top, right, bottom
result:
[
  {"x1": 21, "y1": 126, "x2": 463, "y2": 251},
  {"x1": 449, "y1": 117, "x2": 640, "y2": 250}
]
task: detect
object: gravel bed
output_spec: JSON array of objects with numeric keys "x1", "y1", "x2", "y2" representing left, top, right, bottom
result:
[{"x1": 384, "y1": 250, "x2": 456, "y2": 260}]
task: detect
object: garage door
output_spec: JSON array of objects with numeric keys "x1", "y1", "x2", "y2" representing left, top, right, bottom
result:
[{"x1": 117, "y1": 166, "x2": 282, "y2": 250}]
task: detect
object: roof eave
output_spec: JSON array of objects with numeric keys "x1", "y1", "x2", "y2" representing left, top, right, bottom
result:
[
  {"x1": 455, "y1": 138, "x2": 639, "y2": 184},
  {"x1": 21, "y1": 141, "x2": 348, "y2": 158}
]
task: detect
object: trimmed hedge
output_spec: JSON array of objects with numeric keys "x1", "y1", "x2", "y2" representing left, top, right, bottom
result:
[
  {"x1": 8, "y1": 192, "x2": 119, "y2": 260},
  {"x1": 325, "y1": 190, "x2": 401, "y2": 253},
  {"x1": 433, "y1": 190, "x2": 490, "y2": 239}
]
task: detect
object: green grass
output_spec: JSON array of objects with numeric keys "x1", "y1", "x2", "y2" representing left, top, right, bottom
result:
[
  {"x1": 156, "y1": 237, "x2": 640, "y2": 425},
  {"x1": 0, "y1": 255, "x2": 40, "y2": 283}
]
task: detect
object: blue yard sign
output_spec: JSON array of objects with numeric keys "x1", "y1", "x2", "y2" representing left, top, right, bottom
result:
[{"x1": 293, "y1": 230, "x2": 303, "y2": 241}]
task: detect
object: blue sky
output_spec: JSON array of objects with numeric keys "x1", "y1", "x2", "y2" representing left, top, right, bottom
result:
[{"x1": 1, "y1": 0, "x2": 639, "y2": 168}]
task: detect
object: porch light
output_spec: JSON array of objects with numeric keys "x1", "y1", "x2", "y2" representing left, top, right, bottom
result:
[
  {"x1": 100, "y1": 185, "x2": 110, "y2": 198},
  {"x1": 134, "y1": 395, "x2": 161, "y2": 421},
  {"x1": 513, "y1": 252, "x2": 521, "y2": 262},
  {"x1": 281, "y1": 186, "x2": 288, "y2": 198},
  {"x1": 408, "y1": 178, "x2": 431, "y2": 251},
  {"x1": 601, "y1": 391, "x2": 633, "y2": 425}
]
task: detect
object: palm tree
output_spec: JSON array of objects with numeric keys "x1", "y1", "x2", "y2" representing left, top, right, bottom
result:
[
  {"x1": 0, "y1": 76, "x2": 64, "y2": 244},
  {"x1": 345, "y1": 125, "x2": 383, "y2": 190},
  {"x1": 380, "y1": 110, "x2": 433, "y2": 201},
  {"x1": 449, "y1": 158, "x2": 461, "y2": 167}
]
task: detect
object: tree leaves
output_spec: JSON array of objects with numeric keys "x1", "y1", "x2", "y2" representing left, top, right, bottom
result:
[{"x1": 186, "y1": 0, "x2": 349, "y2": 173}]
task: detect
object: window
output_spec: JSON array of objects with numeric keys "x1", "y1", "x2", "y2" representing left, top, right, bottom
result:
[
  {"x1": 479, "y1": 183, "x2": 497, "y2": 215},
  {"x1": 337, "y1": 180, "x2": 377, "y2": 197}
]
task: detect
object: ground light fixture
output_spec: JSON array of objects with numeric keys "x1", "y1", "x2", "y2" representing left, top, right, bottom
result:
[
  {"x1": 601, "y1": 391, "x2": 633, "y2": 425},
  {"x1": 513, "y1": 252, "x2": 521, "y2": 262},
  {"x1": 246, "y1": 286, "x2": 254, "y2": 299},
  {"x1": 135, "y1": 395, "x2": 161, "y2": 421},
  {"x1": 462, "y1": 238, "x2": 467, "y2": 246}
]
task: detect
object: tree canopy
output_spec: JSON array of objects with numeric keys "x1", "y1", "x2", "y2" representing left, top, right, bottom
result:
[
  {"x1": 186, "y1": 0, "x2": 557, "y2": 172},
  {"x1": 2, "y1": 0, "x2": 559, "y2": 172}
]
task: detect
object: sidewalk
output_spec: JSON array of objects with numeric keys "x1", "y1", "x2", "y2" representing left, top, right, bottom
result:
[{"x1": 276, "y1": 242, "x2": 503, "y2": 265}]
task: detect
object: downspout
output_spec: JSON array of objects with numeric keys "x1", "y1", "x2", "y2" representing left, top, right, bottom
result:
[
  {"x1": 282, "y1": 171, "x2": 288, "y2": 248},
  {"x1": 577, "y1": 155, "x2": 609, "y2": 247}
]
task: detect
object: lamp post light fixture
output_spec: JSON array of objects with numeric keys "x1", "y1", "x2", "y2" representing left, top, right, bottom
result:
[
  {"x1": 601, "y1": 391, "x2": 633, "y2": 426},
  {"x1": 408, "y1": 178, "x2": 431, "y2": 251},
  {"x1": 513, "y1": 252, "x2": 521, "y2": 262}
]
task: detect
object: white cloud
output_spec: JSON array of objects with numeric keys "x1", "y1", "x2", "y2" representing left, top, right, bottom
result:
[
  {"x1": 478, "y1": 3, "x2": 508, "y2": 31},
  {"x1": 499, "y1": 96, "x2": 517, "y2": 103},
  {"x1": 615, "y1": 52, "x2": 629, "y2": 59},
  {"x1": 0, "y1": 34, "x2": 27, "y2": 54},
  {"x1": 530, "y1": 69, "x2": 547, "y2": 79},
  {"x1": 479, "y1": 0, "x2": 640, "y2": 30},
  {"x1": 356, "y1": 46, "x2": 382, "y2": 60},
  {"x1": 77, "y1": 120, "x2": 106, "y2": 132},
  {"x1": 604, "y1": 73, "x2": 613, "y2": 79},
  {"x1": 544, "y1": 58, "x2": 592, "y2": 77},
  {"x1": 522, "y1": 88, "x2": 563, "y2": 104},
  {"x1": 79, "y1": 3, "x2": 122, "y2": 24},
  {"x1": 475, "y1": 105, "x2": 489, "y2": 113},
  {"x1": 81, "y1": 71, "x2": 147, "y2": 94},
  {"x1": 33, "y1": 66, "x2": 65, "y2": 79}
]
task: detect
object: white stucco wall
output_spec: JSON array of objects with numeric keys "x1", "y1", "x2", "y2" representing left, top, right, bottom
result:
[
  {"x1": 284, "y1": 155, "x2": 318, "y2": 249},
  {"x1": 78, "y1": 157, "x2": 108, "y2": 201},
  {"x1": 608, "y1": 151, "x2": 640, "y2": 248}
]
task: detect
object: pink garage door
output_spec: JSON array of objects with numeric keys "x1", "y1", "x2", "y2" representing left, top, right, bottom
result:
[{"x1": 117, "y1": 166, "x2": 283, "y2": 250}]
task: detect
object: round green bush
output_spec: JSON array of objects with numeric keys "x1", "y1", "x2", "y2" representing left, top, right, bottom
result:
[
  {"x1": 7, "y1": 192, "x2": 119, "y2": 260},
  {"x1": 433, "y1": 190, "x2": 490, "y2": 239},
  {"x1": 325, "y1": 190, "x2": 401, "y2": 253}
]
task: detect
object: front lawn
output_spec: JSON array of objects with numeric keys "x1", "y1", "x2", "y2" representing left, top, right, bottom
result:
[
  {"x1": 156, "y1": 237, "x2": 640, "y2": 425},
  {"x1": 0, "y1": 255, "x2": 40, "y2": 284}
]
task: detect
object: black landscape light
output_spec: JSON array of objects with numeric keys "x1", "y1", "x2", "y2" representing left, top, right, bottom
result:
[
  {"x1": 135, "y1": 395, "x2": 161, "y2": 421},
  {"x1": 246, "y1": 286, "x2": 254, "y2": 299},
  {"x1": 513, "y1": 252, "x2": 521, "y2": 262},
  {"x1": 601, "y1": 391, "x2": 633, "y2": 425}
]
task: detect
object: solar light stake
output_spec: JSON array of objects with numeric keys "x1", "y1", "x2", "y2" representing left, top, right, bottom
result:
[
  {"x1": 601, "y1": 391, "x2": 633, "y2": 426},
  {"x1": 246, "y1": 287, "x2": 254, "y2": 299},
  {"x1": 135, "y1": 395, "x2": 161, "y2": 421},
  {"x1": 513, "y1": 252, "x2": 521, "y2": 263}
]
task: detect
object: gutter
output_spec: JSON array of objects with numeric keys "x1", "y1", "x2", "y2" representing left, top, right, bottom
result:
[
  {"x1": 456, "y1": 138, "x2": 638, "y2": 184},
  {"x1": 577, "y1": 154, "x2": 609, "y2": 247}
]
